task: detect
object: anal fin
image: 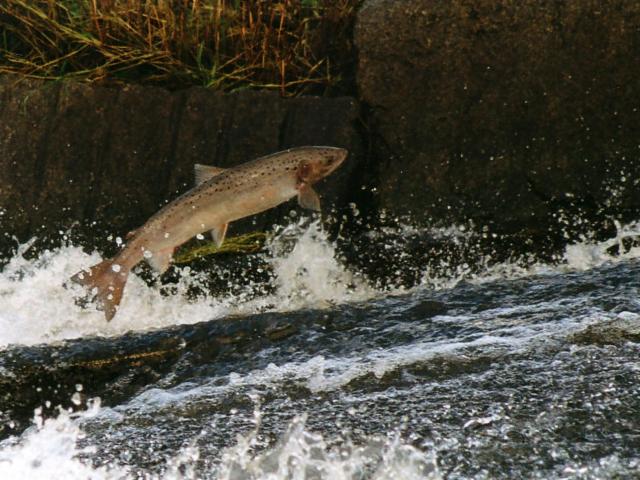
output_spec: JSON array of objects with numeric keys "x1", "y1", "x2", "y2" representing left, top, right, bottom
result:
[
  {"x1": 146, "y1": 249, "x2": 173, "y2": 274},
  {"x1": 210, "y1": 223, "x2": 228, "y2": 247}
]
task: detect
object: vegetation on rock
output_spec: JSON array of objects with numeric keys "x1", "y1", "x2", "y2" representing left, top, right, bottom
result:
[
  {"x1": 174, "y1": 232, "x2": 268, "y2": 263},
  {"x1": 0, "y1": 0, "x2": 359, "y2": 95}
]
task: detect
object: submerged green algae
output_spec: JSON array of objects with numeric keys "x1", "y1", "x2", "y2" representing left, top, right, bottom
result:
[{"x1": 173, "y1": 232, "x2": 268, "y2": 264}]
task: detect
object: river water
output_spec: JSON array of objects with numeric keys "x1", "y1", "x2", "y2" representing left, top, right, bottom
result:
[{"x1": 0, "y1": 219, "x2": 639, "y2": 479}]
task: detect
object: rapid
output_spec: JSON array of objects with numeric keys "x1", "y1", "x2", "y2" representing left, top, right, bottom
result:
[{"x1": 0, "y1": 217, "x2": 639, "y2": 479}]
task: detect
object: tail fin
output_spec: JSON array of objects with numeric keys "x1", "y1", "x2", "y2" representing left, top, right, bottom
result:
[{"x1": 71, "y1": 259, "x2": 129, "y2": 321}]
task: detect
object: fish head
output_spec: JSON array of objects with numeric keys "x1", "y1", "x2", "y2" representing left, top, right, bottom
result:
[{"x1": 296, "y1": 146, "x2": 348, "y2": 184}]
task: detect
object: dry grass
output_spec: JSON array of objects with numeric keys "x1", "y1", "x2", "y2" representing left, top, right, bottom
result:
[{"x1": 0, "y1": 0, "x2": 359, "y2": 95}]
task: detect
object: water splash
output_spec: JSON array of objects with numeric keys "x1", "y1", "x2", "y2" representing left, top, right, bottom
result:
[
  {"x1": 0, "y1": 402, "x2": 438, "y2": 480},
  {"x1": 0, "y1": 400, "x2": 129, "y2": 479},
  {"x1": 267, "y1": 220, "x2": 375, "y2": 307},
  {"x1": 216, "y1": 413, "x2": 439, "y2": 480},
  {"x1": 0, "y1": 243, "x2": 230, "y2": 347},
  {"x1": 563, "y1": 220, "x2": 640, "y2": 270},
  {"x1": 419, "y1": 219, "x2": 640, "y2": 289},
  {"x1": 0, "y1": 220, "x2": 375, "y2": 348},
  {"x1": 1, "y1": 218, "x2": 640, "y2": 348}
]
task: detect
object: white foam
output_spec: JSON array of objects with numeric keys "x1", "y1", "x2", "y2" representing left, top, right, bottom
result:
[
  {"x1": 0, "y1": 244, "x2": 233, "y2": 347},
  {"x1": 0, "y1": 400, "x2": 129, "y2": 479},
  {"x1": 0, "y1": 221, "x2": 375, "y2": 348},
  {"x1": 1, "y1": 218, "x2": 639, "y2": 349}
]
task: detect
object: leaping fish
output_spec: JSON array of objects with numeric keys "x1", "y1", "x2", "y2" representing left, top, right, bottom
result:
[{"x1": 71, "y1": 146, "x2": 348, "y2": 321}]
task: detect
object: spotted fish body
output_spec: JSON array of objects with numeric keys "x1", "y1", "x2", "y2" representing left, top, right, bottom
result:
[{"x1": 71, "y1": 146, "x2": 348, "y2": 321}]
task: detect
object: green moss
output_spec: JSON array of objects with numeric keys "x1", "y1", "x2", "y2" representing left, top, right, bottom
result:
[{"x1": 173, "y1": 232, "x2": 268, "y2": 264}]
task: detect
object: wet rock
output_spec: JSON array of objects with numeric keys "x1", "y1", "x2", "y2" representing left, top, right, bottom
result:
[
  {"x1": 406, "y1": 300, "x2": 448, "y2": 319},
  {"x1": 569, "y1": 315, "x2": 640, "y2": 346},
  {"x1": 0, "y1": 76, "x2": 62, "y2": 242},
  {"x1": 356, "y1": 0, "x2": 640, "y2": 239},
  {"x1": 0, "y1": 75, "x2": 365, "y2": 255},
  {"x1": 0, "y1": 307, "x2": 343, "y2": 439}
]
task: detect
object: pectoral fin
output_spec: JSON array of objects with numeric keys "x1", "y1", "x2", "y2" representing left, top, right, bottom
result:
[
  {"x1": 146, "y1": 249, "x2": 173, "y2": 274},
  {"x1": 298, "y1": 184, "x2": 321, "y2": 211},
  {"x1": 194, "y1": 164, "x2": 226, "y2": 185},
  {"x1": 210, "y1": 223, "x2": 228, "y2": 247}
]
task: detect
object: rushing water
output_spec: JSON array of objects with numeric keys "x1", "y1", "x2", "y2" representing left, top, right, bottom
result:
[{"x1": 1, "y1": 219, "x2": 640, "y2": 479}]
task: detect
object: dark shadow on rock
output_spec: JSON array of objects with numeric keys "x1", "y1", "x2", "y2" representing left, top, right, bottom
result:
[{"x1": 355, "y1": 0, "x2": 640, "y2": 244}]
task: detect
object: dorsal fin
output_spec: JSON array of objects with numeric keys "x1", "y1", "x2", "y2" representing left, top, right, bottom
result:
[{"x1": 194, "y1": 164, "x2": 226, "y2": 185}]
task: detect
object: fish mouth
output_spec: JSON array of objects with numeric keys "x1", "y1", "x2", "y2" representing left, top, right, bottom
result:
[
  {"x1": 294, "y1": 146, "x2": 348, "y2": 182},
  {"x1": 324, "y1": 147, "x2": 348, "y2": 175},
  {"x1": 335, "y1": 147, "x2": 348, "y2": 163}
]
